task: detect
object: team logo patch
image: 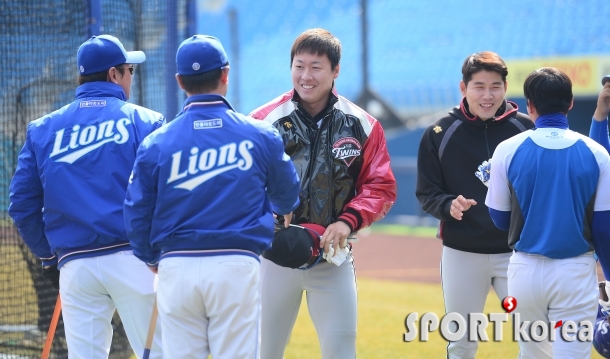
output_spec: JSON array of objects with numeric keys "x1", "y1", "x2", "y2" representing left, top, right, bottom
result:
[
  {"x1": 332, "y1": 137, "x2": 362, "y2": 166},
  {"x1": 433, "y1": 126, "x2": 442, "y2": 133},
  {"x1": 194, "y1": 119, "x2": 222, "y2": 129},
  {"x1": 80, "y1": 100, "x2": 106, "y2": 108},
  {"x1": 283, "y1": 120, "x2": 293, "y2": 129}
]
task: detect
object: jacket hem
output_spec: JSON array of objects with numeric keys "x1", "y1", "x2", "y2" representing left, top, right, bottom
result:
[
  {"x1": 442, "y1": 241, "x2": 511, "y2": 255},
  {"x1": 57, "y1": 242, "x2": 131, "y2": 268},
  {"x1": 160, "y1": 249, "x2": 260, "y2": 262}
]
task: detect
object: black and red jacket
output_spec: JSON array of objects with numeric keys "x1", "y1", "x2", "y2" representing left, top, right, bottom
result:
[
  {"x1": 416, "y1": 99, "x2": 533, "y2": 253},
  {"x1": 250, "y1": 88, "x2": 397, "y2": 231}
]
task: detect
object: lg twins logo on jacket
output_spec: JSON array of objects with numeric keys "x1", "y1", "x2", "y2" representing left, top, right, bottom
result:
[
  {"x1": 332, "y1": 137, "x2": 362, "y2": 166},
  {"x1": 167, "y1": 140, "x2": 253, "y2": 191},
  {"x1": 49, "y1": 119, "x2": 131, "y2": 164}
]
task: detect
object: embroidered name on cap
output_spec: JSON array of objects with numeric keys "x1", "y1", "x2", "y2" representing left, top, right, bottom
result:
[
  {"x1": 80, "y1": 100, "x2": 106, "y2": 108},
  {"x1": 194, "y1": 119, "x2": 222, "y2": 129}
]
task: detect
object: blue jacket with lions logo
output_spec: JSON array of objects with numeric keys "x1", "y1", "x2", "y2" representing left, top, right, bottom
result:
[
  {"x1": 124, "y1": 94, "x2": 300, "y2": 266},
  {"x1": 8, "y1": 82, "x2": 165, "y2": 267}
]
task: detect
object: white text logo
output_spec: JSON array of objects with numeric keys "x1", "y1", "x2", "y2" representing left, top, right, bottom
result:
[
  {"x1": 49, "y1": 119, "x2": 132, "y2": 164},
  {"x1": 167, "y1": 140, "x2": 254, "y2": 191}
]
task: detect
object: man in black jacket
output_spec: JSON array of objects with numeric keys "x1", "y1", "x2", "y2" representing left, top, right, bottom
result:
[{"x1": 416, "y1": 51, "x2": 533, "y2": 359}]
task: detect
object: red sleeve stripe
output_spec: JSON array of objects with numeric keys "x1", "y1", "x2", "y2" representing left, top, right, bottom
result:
[
  {"x1": 249, "y1": 90, "x2": 296, "y2": 124},
  {"x1": 339, "y1": 210, "x2": 361, "y2": 232}
]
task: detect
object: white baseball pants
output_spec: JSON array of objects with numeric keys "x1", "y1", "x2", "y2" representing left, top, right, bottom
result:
[
  {"x1": 260, "y1": 255, "x2": 357, "y2": 359},
  {"x1": 59, "y1": 250, "x2": 162, "y2": 359},
  {"x1": 441, "y1": 246, "x2": 510, "y2": 359},
  {"x1": 508, "y1": 251, "x2": 598, "y2": 359},
  {"x1": 157, "y1": 255, "x2": 261, "y2": 359}
]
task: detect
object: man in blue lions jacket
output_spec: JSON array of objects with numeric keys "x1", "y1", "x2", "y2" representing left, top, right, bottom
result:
[
  {"x1": 124, "y1": 35, "x2": 300, "y2": 359},
  {"x1": 8, "y1": 35, "x2": 163, "y2": 358}
]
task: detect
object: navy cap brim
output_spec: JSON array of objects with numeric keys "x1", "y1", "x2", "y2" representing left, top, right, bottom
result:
[{"x1": 125, "y1": 51, "x2": 146, "y2": 64}]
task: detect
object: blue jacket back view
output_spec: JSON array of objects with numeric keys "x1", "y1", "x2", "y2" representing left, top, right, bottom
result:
[
  {"x1": 9, "y1": 82, "x2": 165, "y2": 267},
  {"x1": 124, "y1": 94, "x2": 301, "y2": 266}
]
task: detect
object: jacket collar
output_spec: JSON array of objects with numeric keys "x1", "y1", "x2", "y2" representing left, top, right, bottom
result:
[
  {"x1": 290, "y1": 85, "x2": 339, "y2": 123},
  {"x1": 75, "y1": 82, "x2": 127, "y2": 101},
  {"x1": 534, "y1": 113, "x2": 569, "y2": 129},
  {"x1": 177, "y1": 94, "x2": 234, "y2": 117},
  {"x1": 458, "y1": 98, "x2": 518, "y2": 123}
]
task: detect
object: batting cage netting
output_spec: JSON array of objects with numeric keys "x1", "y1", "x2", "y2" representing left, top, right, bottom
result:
[{"x1": 0, "y1": 1, "x2": 188, "y2": 357}]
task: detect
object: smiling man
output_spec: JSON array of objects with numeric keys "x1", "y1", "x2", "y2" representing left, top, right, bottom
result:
[
  {"x1": 416, "y1": 51, "x2": 533, "y2": 359},
  {"x1": 250, "y1": 28, "x2": 396, "y2": 359}
]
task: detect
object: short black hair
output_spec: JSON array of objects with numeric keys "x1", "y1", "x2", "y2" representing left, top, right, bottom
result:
[
  {"x1": 77, "y1": 65, "x2": 126, "y2": 85},
  {"x1": 523, "y1": 67, "x2": 573, "y2": 115},
  {"x1": 291, "y1": 28, "x2": 341, "y2": 70},
  {"x1": 461, "y1": 51, "x2": 508, "y2": 85},
  {"x1": 178, "y1": 67, "x2": 225, "y2": 94}
]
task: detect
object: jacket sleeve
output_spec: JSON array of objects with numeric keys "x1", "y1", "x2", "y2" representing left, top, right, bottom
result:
[
  {"x1": 265, "y1": 126, "x2": 301, "y2": 215},
  {"x1": 8, "y1": 125, "x2": 56, "y2": 265},
  {"x1": 415, "y1": 126, "x2": 455, "y2": 222},
  {"x1": 589, "y1": 118, "x2": 610, "y2": 154},
  {"x1": 339, "y1": 121, "x2": 397, "y2": 231},
  {"x1": 124, "y1": 141, "x2": 160, "y2": 266}
]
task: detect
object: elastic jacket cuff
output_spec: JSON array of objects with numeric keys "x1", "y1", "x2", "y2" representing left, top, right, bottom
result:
[{"x1": 338, "y1": 208, "x2": 362, "y2": 232}]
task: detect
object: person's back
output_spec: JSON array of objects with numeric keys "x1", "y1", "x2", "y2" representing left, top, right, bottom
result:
[
  {"x1": 125, "y1": 35, "x2": 300, "y2": 359},
  {"x1": 18, "y1": 82, "x2": 163, "y2": 259},
  {"x1": 127, "y1": 95, "x2": 297, "y2": 259},
  {"x1": 492, "y1": 127, "x2": 604, "y2": 258},
  {"x1": 486, "y1": 67, "x2": 610, "y2": 359},
  {"x1": 9, "y1": 34, "x2": 164, "y2": 359}
]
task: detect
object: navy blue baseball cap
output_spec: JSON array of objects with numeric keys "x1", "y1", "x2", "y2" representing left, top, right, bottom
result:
[
  {"x1": 77, "y1": 35, "x2": 146, "y2": 75},
  {"x1": 176, "y1": 35, "x2": 229, "y2": 75}
]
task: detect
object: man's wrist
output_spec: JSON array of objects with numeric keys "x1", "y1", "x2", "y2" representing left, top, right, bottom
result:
[{"x1": 593, "y1": 110, "x2": 609, "y2": 122}]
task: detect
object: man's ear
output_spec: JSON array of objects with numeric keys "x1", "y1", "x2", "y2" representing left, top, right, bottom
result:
[
  {"x1": 175, "y1": 73, "x2": 185, "y2": 90},
  {"x1": 459, "y1": 80, "x2": 467, "y2": 97},
  {"x1": 220, "y1": 67, "x2": 230, "y2": 84},
  {"x1": 107, "y1": 67, "x2": 118, "y2": 83},
  {"x1": 568, "y1": 98, "x2": 574, "y2": 111},
  {"x1": 333, "y1": 63, "x2": 340, "y2": 80},
  {"x1": 526, "y1": 99, "x2": 537, "y2": 116}
]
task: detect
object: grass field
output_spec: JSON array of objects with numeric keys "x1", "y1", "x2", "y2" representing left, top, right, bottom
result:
[
  {"x1": 285, "y1": 278, "x2": 604, "y2": 359},
  {"x1": 1, "y1": 225, "x2": 605, "y2": 358}
]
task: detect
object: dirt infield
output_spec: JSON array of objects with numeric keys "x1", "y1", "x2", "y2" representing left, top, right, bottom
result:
[{"x1": 352, "y1": 231, "x2": 605, "y2": 283}]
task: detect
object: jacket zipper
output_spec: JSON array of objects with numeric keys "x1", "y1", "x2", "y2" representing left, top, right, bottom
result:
[
  {"x1": 484, "y1": 122, "x2": 491, "y2": 159},
  {"x1": 306, "y1": 119, "x2": 319, "y2": 213}
]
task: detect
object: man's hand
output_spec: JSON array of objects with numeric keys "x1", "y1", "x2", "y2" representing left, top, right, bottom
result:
[
  {"x1": 594, "y1": 82, "x2": 610, "y2": 122},
  {"x1": 283, "y1": 212, "x2": 293, "y2": 228},
  {"x1": 273, "y1": 212, "x2": 293, "y2": 228},
  {"x1": 450, "y1": 195, "x2": 477, "y2": 220},
  {"x1": 320, "y1": 221, "x2": 351, "y2": 257},
  {"x1": 600, "y1": 281, "x2": 610, "y2": 316},
  {"x1": 42, "y1": 264, "x2": 60, "y2": 289}
]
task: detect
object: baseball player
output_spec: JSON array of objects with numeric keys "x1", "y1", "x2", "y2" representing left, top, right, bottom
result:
[
  {"x1": 486, "y1": 67, "x2": 610, "y2": 358},
  {"x1": 589, "y1": 78, "x2": 610, "y2": 320},
  {"x1": 416, "y1": 51, "x2": 533, "y2": 358},
  {"x1": 249, "y1": 28, "x2": 397, "y2": 359},
  {"x1": 8, "y1": 35, "x2": 163, "y2": 358},
  {"x1": 124, "y1": 35, "x2": 301, "y2": 359}
]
